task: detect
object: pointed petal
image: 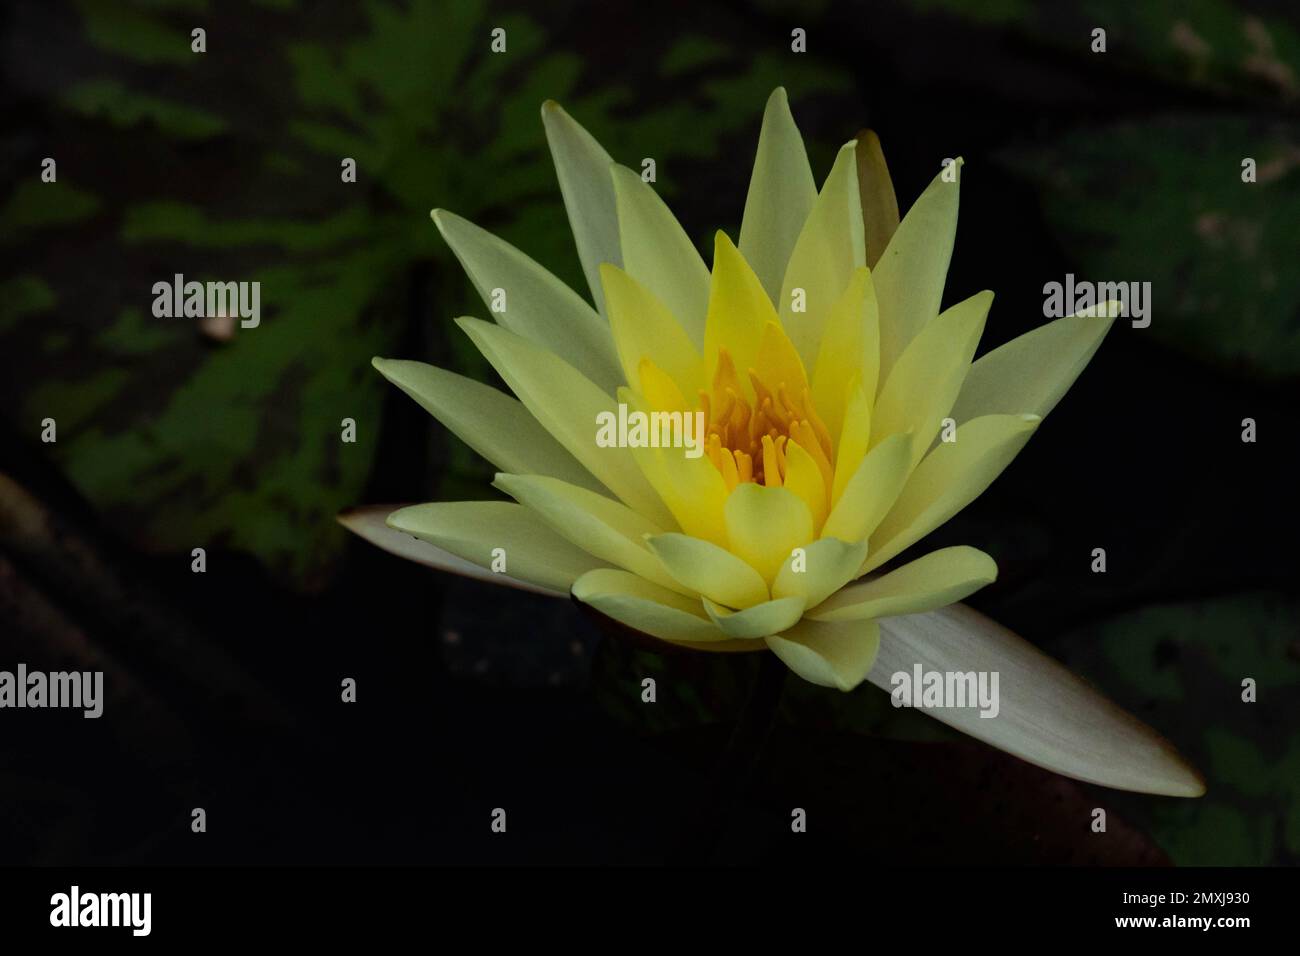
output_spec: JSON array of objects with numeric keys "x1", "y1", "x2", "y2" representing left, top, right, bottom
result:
[
  {"x1": 724, "y1": 483, "x2": 814, "y2": 584},
  {"x1": 704, "y1": 595, "x2": 805, "y2": 639},
  {"x1": 600, "y1": 263, "x2": 702, "y2": 396},
  {"x1": 739, "y1": 87, "x2": 817, "y2": 304},
  {"x1": 752, "y1": 320, "x2": 809, "y2": 403},
  {"x1": 541, "y1": 100, "x2": 621, "y2": 314},
  {"x1": 572, "y1": 568, "x2": 727, "y2": 643},
  {"x1": 874, "y1": 159, "x2": 961, "y2": 384},
  {"x1": 372, "y1": 358, "x2": 604, "y2": 495},
  {"x1": 871, "y1": 290, "x2": 992, "y2": 471},
  {"x1": 779, "y1": 141, "x2": 866, "y2": 367},
  {"x1": 782, "y1": 439, "x2": 829, "y2": 532},
  {"x1": 645, "y1": 533, "x2": 769, "y2": 609},
  {"x1": 618, "y1": 387, "x2": 728, "y2": 546},
  {"x1": 386, "y1": 500, "x2": 607, "y2": 593},
  {"x1": 810, "y1": 546, "x2": 997, "y2": 621},
  {"x1": 822, "y1": 432, "x2": 912, "y2": 544},
  {"x1": 855, "y1": 129, "x2": 899, "y2": 269},
  {"x1": 338, "y1": 504, "x2": 563, "y2": 595},
  {"x1": 703, "y1": 231, "x2": 777, "y2": 402},
  {"x1": 431, "y1": 209, "x2": 623, "y2": 393},
  {"x1": 611, "y1": 164, "x2": 710, "y2": 347},
  {"x1": 773, "y1": 536, "x2": 870, "y2": 608},
  {"x1": 867, "y1": 603, "x2": 1206, "y2": 797},
  {"x1": 493, "y1": 473, "x2": 685, "y2": 594},
  {"x1": 830, "y1": 381, "x2": 871, "y2": 506},
  {"x1": 457, "y1": 318, "x2": 674, "y2": 528},
  {"x1": 950, "y1": 308, "x2": 1117, "y2": 425},
  {"x1": 766, "y1": 618, "x2": 881, "y2": 691},
  {"x1": 865, "y1": 414, "x2": 1039, "y2": 573},
  {"x1": 810, "y1": 266, "x2": 878, "y2": 444}
]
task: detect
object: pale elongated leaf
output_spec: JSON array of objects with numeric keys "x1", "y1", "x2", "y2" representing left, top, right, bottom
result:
[
  {"x1": 611, "y1": 165, "x2": 710, "y2": 347},
  {"x1": 874, "y1": 160, "x2": 961, "y2": 385},
  {"x1": 739, "y1": 87, "x2": 818, "y2": 304},
  {"x1": 337, "y1": 505, "x2": 563, "y2": 596},
  {"x1": 868, "y1": 603, "x2": 1206, "y2": 797},
  {"x1": 431, "y1": 209, "x2": 624, "y2": 393},
  {"x1": 542, "y1": 100, "x2": 622, "y2": 314},
  {"x1": 949, "y1": 306, "x2": 1118, "y2": 426},
  {"x1": 372, "y1": 359, "x2": 605, "y2": 495},
  {"x1": 386, "y1": 499, "x2": 608, "y2": 593}
]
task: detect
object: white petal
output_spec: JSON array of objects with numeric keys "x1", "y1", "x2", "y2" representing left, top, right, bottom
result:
[{"x1": 867, "y1": 603, "x2": 1206, "y2": 797}]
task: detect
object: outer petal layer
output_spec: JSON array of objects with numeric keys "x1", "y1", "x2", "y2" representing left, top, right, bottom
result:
[
  {"x1": 865, "y1": 415, "x2": 1038, "y2": 573},
  {"x1": 867, "y1": 603, "x2": 1206, "y2": 797},
  {"x1": 810, "y1": 546, "x2": 996, "y2": 621},
  {"x1": 739, "y1": 87, "x2": 817, "y2": 304},
  {"x1": 387, "y1": 500, "x2": 607, "y2": 593},
  {"x1": 765, "y1": 618, "x2": 881, "y2": 691}
]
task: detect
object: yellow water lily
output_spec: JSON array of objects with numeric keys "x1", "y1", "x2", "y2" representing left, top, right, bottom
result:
[{"x1": 342, "y1": 89, "x2": 1204, "y2": 798}]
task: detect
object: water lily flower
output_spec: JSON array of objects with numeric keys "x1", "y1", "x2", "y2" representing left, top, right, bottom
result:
[{"x1": 341, "y1": 89, "x2": 1204, "y2": 798}]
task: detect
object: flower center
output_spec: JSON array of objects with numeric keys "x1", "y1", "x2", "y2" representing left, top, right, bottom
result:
[{"x1": 699, "y1": 347, "x2": 835, "y2": 492}]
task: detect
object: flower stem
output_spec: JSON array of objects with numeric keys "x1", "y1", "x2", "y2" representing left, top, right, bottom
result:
[{"x1": 671, "y1": 650, "x2": 786, "y2": 863}]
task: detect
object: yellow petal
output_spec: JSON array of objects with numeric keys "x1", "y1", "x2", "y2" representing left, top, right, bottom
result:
[
  {"x1": 752, "y1": 320, "x2": 809, "y2": 400},
  {"x1": 703, "y1": 232, "x2": 777, "y2": 403},
  {"x1": 541, "y1": 100, "x2": 621, "y2": 314},
  {"x1": 779, "y1": 141, "x2": 866, "y2": 366},
  {"x1": 457, "y1": 318, "x2": 674, "y2": 528},
  {"x1": 949, "y1": 308, "x2": 1118, "y2": 425},
  {"x1": 645, "y1": 533, "x2": 769, "y2": 609},
  {"x1": 810, "y1": 546, "x2": 997, "y2": 621},
  {"x1": 571, "y1": 568, "x2": 727, "y2": 643},
  {"x1": 637, "y1": 357, "x2": 691, "y2": 413},
  {"x1": 782, "y1": 439, "x2": 829, "y2": 532},
  {"x1": 854, "y1": 129, "x2": 900, "y2": 270},
  {"x1": 865, "y1": 414, "x2": 1039, "y2": 573},
  {"x1": 620, "y1": 387, "x2": 728, "y2": 546},
  {"x1": 611, "y1": 164, "x2": 710, "y2": 347},
  {"x1": 874, "y1": 158, "x2": 961, "y2": 384},
  {"x1": 704, "y1": 596, "x2": 805, "y2": 639},
  {"x1": 493, "y1": 473, "x2": 685, "y2": 595},
  {"x1": 724, "y1": 482, "x2": 814, "y2": 584},
  {"x1": 871, "y1": 289, "x2": 991, "y2": 471},
  {"x1": 739, "y1": 88, "x2": 818, "y2": 303},
  {"x1": 765, "y1": 618, "x2": 880, "y2": 691},
  {"x1": 431, "y1": 209, "x2": 623, "y2": 393},
  {"x1": 373, "y1": 358, "x2": 605, "y2": 496},
  {"x1": 810, "y1": 266, "x2": 878, "y2": 444},
  {"x1": 600, "y1": 263, "x2": 702, "y2": 395},
  {"x1": 831, "y1": 380, "x2": 871, "y2": 507},
  {"x1": 822, "y1": 432, "x2": 912, "y2": 544},
  {"x1": 387, "y1": 500, "x2": 606, "y2": 593},
  {"x1": 772, "y1": 536, "x2": 871, "y2": 608}
]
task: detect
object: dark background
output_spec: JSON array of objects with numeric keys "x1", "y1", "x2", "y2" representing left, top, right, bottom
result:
[{"x1": 2, "y1": 0, "x2": 1297, "y2": 865}]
